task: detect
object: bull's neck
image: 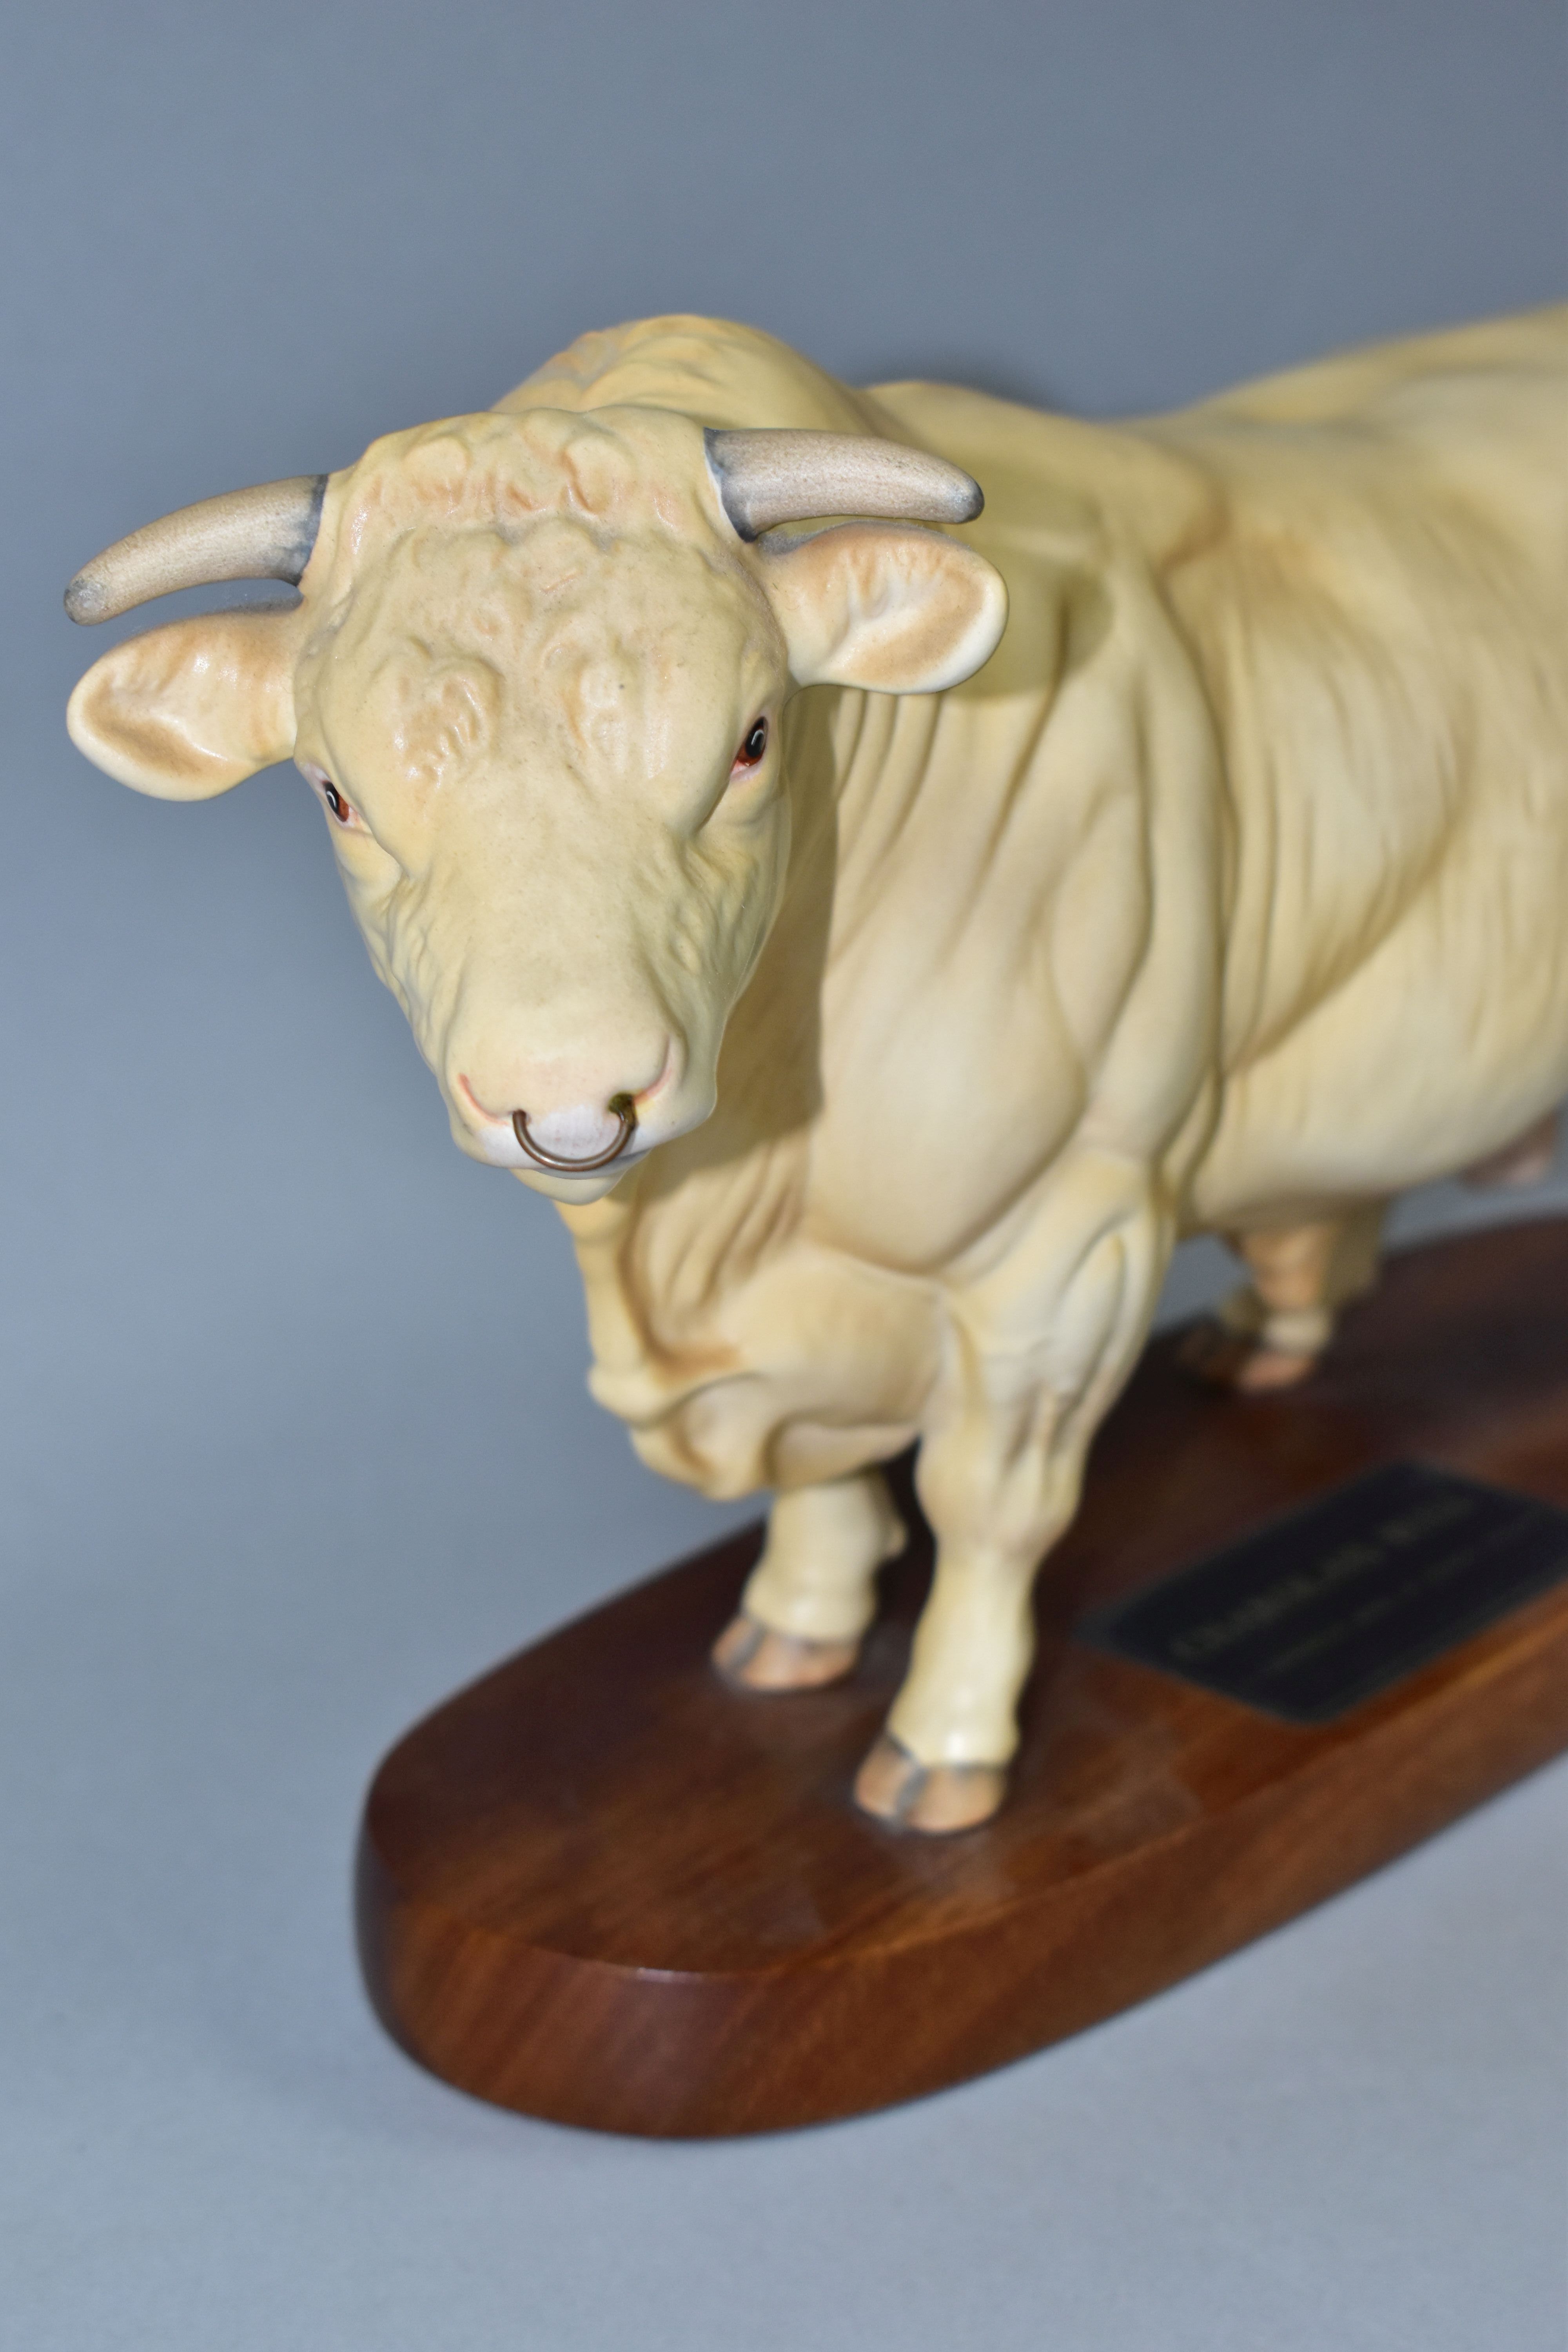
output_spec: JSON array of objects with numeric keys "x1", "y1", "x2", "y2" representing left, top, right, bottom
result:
[{"x1": 711, "y1": 682, "x2": 950, "y2": 1139}]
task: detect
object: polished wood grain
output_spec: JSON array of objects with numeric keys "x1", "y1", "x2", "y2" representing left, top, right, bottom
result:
[{"x1": 357, "y1": 1220, "x2": 1568, "y2": 2136}]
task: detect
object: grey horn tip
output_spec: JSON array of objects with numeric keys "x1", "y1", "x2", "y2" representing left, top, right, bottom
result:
[
  {"x1": 64, "y1": 571, "x2": 107, "y2": 624},
  {"x1": 706, "y1": 427, "x2": 987, "y2": 541},
  {"x1": 59, "y1": 472, "x2": 330, "y2": 626}
]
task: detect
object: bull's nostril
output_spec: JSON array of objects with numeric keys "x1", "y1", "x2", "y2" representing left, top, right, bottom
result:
[{"x1": 512, "y1": 1094, "x2": 638, "y2": 1173}]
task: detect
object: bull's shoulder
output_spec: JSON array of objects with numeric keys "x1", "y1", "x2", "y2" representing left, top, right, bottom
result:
[
  {"x1": 493, "y1": 313, "x2": 884, "y2": 434},
  {"x1": 866, "y1": 378, "x2": 1220, "y2": 569}
]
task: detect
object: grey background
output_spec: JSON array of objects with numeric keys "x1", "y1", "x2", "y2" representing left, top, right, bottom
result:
[{"x1": 3, "y1": 4, "x2": 1566, "y2": 2346}]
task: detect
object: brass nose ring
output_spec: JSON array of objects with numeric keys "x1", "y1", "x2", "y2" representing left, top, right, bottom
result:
[{"x1": 512, "y1": 1094, "x2": 638, "y2": 1173}]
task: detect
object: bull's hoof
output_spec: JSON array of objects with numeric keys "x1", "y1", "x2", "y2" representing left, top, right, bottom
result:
[
  {"x1": 1232, "y1": 1343, "x2": 1321, "y2": 1393},
  {"x1": 711, "y1": 1613, "x2": 861, "y2": 1691},
  {"x1": 852, "y1": 1733, "x2": 1007, "y2": 1833},
  {"x1": 1177, "y1": 1319, "x2": 1321, "y2": 1394}
]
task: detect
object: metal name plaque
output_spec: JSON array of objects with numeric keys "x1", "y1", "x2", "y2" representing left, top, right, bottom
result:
[{"x1": 1078, "y1": 1461, "x2": 1568, "y2": 1724}]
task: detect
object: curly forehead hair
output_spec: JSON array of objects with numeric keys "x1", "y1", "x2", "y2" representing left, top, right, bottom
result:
[
  {"x1": 311, "y1": 498, "x2": 777, "y2": 793},
  {"x1": 330, "y1": 508, "x2": 765, "y2": 675},
  {"x1": 331, "y1": 406, "x2": 722, "y2": 561}
]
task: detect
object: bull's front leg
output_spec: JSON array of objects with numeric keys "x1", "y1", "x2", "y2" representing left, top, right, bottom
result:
[
  {"x1": 857, "y1": 1153, "x2": 1171, "y2": 1833},
  {"x1": 713, "y1": 1467, "x2": 907, "y2": 1689}
]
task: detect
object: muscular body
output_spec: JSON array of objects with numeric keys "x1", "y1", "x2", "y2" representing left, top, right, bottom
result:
[
  {"x1": 69, "y1": 307, "x2": 1568, "y2": 1830},
  {"x1": 514, "y1": 309, "x2": 1568, "y2": 1824}
]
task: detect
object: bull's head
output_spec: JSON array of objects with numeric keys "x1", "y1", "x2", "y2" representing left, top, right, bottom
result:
[{"x1": 65, "y1": 407, "x2": 1006, "y2": 1200}]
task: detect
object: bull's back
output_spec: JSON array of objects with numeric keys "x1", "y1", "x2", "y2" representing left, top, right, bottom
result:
[
  {"x1": 1169, "y1": 305, "x2": 1566, "y2": 448},
  {"x1": 1159, "y1": 304, "x2": 1568, "y2": 597},
  {"x1": 1160, "y1": 312, "x2": 1568, "y2": 1222}
]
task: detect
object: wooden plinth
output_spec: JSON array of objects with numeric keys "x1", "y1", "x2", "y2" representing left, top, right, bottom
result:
[{"x1": 356, "y1": 1220, "x2": 1568, "y2": 2137}]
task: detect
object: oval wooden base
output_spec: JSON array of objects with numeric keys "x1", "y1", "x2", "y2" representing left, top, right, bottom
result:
[{"x1": 357, "y1": 1221, "x2": 1568, "y2": 2136}]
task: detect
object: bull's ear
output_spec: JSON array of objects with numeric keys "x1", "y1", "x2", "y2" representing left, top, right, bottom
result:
[
  {"x1": 760, "y1": 521, "x2": 1007, "y2": 693},
  {"x1": 66, "y1": 608, "x2": 304, "y2": 799}
]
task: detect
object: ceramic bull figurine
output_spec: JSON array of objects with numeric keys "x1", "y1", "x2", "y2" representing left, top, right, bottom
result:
[{"x1": 65, "y1": 307, "x2": 1568, "y2": 1831}]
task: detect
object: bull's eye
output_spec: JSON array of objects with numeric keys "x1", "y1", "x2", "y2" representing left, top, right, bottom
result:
[
  {"x1": 733, "y1": 716, "x2": 769, "y2": 771},
  {"x1": 300, "y1": 762, "x2": 370, "y2": 838}
]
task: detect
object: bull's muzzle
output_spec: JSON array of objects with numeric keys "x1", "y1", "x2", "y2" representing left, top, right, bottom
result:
[{"x1": 512, "y1": 1094, "x2": 638, "y2": 1172}]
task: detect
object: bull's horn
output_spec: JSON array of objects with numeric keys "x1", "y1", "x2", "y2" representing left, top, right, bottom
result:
[
  {"x1": 705, "y1": 429, "x2": 982, "y2": 543},
  {"x1": 64, "y1": 474, "x2": 329, "y2": 624}
]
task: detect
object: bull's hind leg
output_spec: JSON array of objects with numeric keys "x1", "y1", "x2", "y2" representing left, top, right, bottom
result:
[
  {"x1": 1180, "y1": 1201, "x2": 1386, "y2": 1393},
  {"x1": 1463, "y1": 1107, "x2": 1560, "y2": 1189},
  {"x1": 712, "y1": 1467, "x2": 906, "y2": 1690}
]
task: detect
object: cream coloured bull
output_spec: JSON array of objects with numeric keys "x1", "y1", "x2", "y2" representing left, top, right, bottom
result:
[{"x1": 65, "y1": 308, "x2": 1568, "y2": 1830}]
